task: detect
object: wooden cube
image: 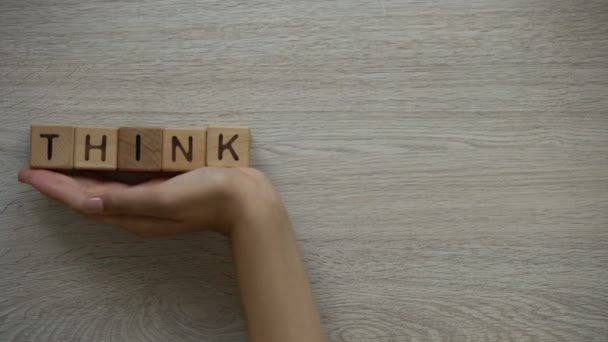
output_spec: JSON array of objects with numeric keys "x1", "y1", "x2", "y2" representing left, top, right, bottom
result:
[
  {"x1": 162, "y1": 128, "x2": 207, "y2": 172},
  {"x1": 206, "y1": 126, "x2": 250, "y2": 167},
  {"x1": 30, "y1": 125, "x2": 75, "y2": 169},
  {"x1": 74, "y1": 127, "x2": 118, "y2": 170},
  {"x1": 118, "y1": 127, "x2": 163, "y2": 172}
]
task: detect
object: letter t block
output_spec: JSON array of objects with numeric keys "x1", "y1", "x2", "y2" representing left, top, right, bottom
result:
[
  {"x1": 206, "y1": 126, "x2": 250, "y2": 167},
  {"x1": 74, "y1": 127, "x2": 118, "y2": 170},
  {"x1": 30, "y1": 125, "x2": 75, "y2": 169}
]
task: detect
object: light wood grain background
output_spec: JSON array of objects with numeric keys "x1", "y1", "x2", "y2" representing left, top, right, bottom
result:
[{"x1": 1, "y1": 0, "x2": 607, "y2": 341}]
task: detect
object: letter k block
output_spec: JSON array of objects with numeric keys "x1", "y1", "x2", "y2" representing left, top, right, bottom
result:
[{"x1": 206, "y1": 126, "x2": 250, "y2": 167}]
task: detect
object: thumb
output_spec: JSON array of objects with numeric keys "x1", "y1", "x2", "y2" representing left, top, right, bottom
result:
[{"x1": 82, "y1": 186, "x2": 171, "y2": 217}]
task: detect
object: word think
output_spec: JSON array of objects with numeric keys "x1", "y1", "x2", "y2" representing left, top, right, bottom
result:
[{"x1": 30, "y1": 125, "x2": 251, "y2": 172}]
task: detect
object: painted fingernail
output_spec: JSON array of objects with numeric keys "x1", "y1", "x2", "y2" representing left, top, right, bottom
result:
[{"x1": 83, "y1": 197, "x2": 104, "y2": 214}]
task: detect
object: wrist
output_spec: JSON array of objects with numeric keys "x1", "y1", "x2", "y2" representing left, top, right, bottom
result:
[{"x1": 225, "y1": 169, "x2": 288, "y2": 236}]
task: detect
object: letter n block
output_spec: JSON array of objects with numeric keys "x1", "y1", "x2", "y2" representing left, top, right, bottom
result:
[
  {"x1": 74, "y1": 127, "x2": 118, "y2": 170},
  {"x1": 30, "y1": 125, "x2": 75, "y2": 169},
  {"x1": 117, "y1": 127, "x2": 163, "y2": 172},
  {"x1": 206, "y1": 126, "x2": 250, "y2": 167},
  {"x1": 162, "y1": 128, "x2": 207, "y2": 172}
]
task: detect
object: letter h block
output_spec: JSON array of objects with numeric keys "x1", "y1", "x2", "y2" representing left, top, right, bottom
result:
[{"x1": 74, "y1": 127, "x2": 119, "y2": 170}]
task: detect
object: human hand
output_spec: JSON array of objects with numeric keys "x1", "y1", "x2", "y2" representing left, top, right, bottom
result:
[
  {"x1": 18, "y1": 168, "x2": 326, "y2": 342},
  {"x1": 18, "y1": 167, "x2": 279, "y2": 237}
]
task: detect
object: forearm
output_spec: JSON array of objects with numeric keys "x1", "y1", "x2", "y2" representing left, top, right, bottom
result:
[{"x1": 230, "y1": 199, "x2": 326, "y2": 342}]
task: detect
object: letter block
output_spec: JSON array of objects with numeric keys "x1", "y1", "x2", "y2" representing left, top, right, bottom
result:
[
  {"x1": 118, "y1": 127, "x2": 163, "y2": 172},
  {"x1": 162, "y1": 128, "x2": 207, "y2": 172},
  {"x1": 206, "y1": 126, "x2": 250, "y2": 167},
  {"x1": 74, "y1": 127, "x2": 118, "y2": 170},
  {"x1": 30, "y1": 125, "x2": 75, "y2": 169}
]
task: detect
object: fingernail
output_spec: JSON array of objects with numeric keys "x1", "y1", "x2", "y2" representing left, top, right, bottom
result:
[
  {"x1": 18, "y1": 170, "x2": 30, "y2": 184},
  {"x1": 83, "y1": 197, "x2": 104, "y2": 214}
]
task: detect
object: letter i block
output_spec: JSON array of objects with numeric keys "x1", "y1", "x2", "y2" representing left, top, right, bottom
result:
[
  {"x1": 118, "y1": 127, "x2": 163, "y2": 172},
  {"x1": 74, "y1": 127, "x2": 119, "y2": 170},
  {"x1": 162, "y1": 128, "x2": 207, "y2": 172},
  {"x1": 206, "y1": 126, "x2": 250, "y2": 167},
  {"x1": 30, "y1": 125, "x2": 75, "y2": 169}
]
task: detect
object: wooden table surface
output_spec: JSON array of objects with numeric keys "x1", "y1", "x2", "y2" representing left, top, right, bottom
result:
[{"x1": 1, "y1": 0, "x2": 607, "y2": 341}]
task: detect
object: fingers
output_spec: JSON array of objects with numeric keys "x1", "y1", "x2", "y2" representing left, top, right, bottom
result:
[
  {"x1": 19, "y1": 169, "x2": 171, "y2": 218},
  {"x1": 19, "y1": 167, "x2": 243, "y2": 236},
  {"x1": 19, "y1": 169, "x2": 87, "y2": 210}
]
